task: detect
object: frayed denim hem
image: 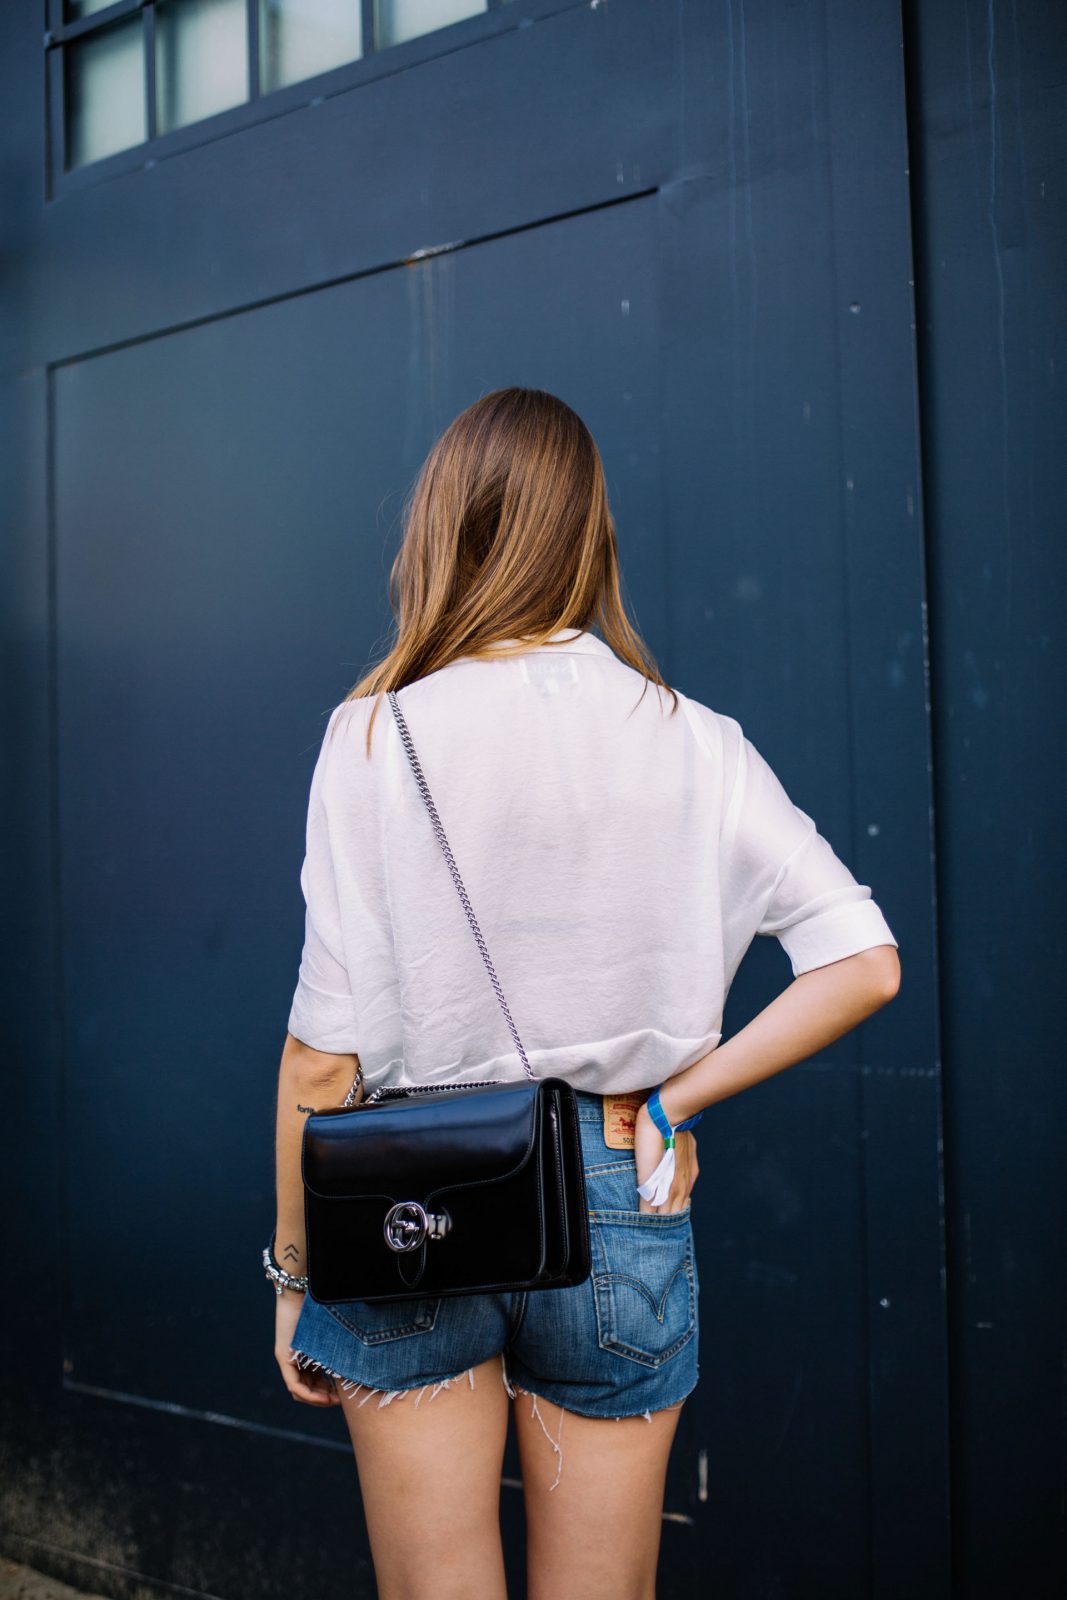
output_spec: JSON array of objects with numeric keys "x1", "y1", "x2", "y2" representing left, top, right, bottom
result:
[
  {"x1": 289, "y1": 1346, "x2": 486, "y2": 1408},
  {"x1": 289, "y1": 1346, "x2": 688, "y2": 1493}
]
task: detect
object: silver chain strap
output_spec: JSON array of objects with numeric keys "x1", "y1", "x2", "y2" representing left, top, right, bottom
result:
[{"x1": 375, "y1": 687, "x2": 536, "y2": 1098}]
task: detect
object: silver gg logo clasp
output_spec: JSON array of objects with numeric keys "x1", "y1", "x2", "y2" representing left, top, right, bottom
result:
[{"x1": 383, "y1": 1201, "x2": 452, "y2": 1252}]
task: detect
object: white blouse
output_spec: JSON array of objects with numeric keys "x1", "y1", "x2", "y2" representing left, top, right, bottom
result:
[{"x1": 287, "y1": 628, "x2": 898, "y2": 1096}]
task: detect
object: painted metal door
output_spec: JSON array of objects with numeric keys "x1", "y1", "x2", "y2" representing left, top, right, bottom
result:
[{"x1": 1, "y1": 2, "x2": 946, "y2": 1596}]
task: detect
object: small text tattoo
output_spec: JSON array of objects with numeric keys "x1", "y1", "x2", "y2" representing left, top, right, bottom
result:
[{"x1": 296, "y1": 1100, "x2": 317, "y2": 1114}]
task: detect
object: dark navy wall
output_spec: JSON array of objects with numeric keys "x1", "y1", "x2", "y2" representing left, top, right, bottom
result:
[
  {"x1": 904, "y1": 3, "x2": 1066, "y2": 1595},
  {"x1": 0, "y1": 3, "x2": 1061, "y2": 1597}
]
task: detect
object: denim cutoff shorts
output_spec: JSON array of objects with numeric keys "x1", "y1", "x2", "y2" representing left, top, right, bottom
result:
[{"x1": 289, "y1": 1088, "x2": 700, "y2": 1426}]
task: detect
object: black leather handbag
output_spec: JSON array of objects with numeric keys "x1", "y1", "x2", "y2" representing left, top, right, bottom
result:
[{"x1": 301, "y1": 687, "x2": 592, "y2": 1306}]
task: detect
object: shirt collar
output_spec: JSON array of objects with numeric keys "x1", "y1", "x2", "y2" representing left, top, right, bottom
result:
[{"x1": 485, "y1": 628, "x2": 616, "y2": 659}]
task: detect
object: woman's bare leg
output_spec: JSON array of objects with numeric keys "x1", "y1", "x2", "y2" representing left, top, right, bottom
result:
[
  {"x1": 515, "y1": 1388, "x2": 687, "y2": 1600},
  {"x1": 335, "y1": 1352, "x2": 511, "y2": 1600}
]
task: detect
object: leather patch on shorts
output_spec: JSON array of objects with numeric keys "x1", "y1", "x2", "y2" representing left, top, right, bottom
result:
[{"x1": 602, "y1": 1091, "x2": 647, "y2": 1150}]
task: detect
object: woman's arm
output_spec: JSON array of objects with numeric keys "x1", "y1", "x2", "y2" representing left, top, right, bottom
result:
[
  {"x1": 273, "y1": 1031, "x2": 365, "y2": 1406},
  {"x1": 275, "y1": 1031, "x2": 364, "y2": 1278},
  {"x1": 665, "y1": 943, "x2": 900, "y2": 1128},
  {"x1": 635, "y1": 944, "x2": 901, "y2": 1211}
]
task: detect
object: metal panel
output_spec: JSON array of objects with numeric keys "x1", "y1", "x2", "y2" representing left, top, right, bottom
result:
[
  {"x1": 903, "y1": 2, "x2": 1067, "y2": 1596},
  {"x1": 49, "y1": 186, "x2": 664, "y2": 1406},
  {"x1": 658, "y1": 3, "x2": 946, "y2": 1590}
]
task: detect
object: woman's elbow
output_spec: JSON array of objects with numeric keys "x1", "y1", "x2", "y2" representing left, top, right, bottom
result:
[{"x1": 856, "y1": 943, "x2": 902, "y2": 1003}]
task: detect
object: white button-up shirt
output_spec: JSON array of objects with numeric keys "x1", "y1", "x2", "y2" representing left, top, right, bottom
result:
[{"x1": 287, "y1": 628, "x2": 898, "y2": 1095}]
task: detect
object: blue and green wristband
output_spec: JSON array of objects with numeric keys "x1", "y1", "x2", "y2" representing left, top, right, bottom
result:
[
  {"x1": 645, "y1": 1085, "x2": 704, "y2": 1145},
  {"x1": 635, "y1": 1085, "x2": 704, "y2": 1206}
]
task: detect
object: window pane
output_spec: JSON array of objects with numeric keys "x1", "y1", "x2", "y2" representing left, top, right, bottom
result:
[
  {"x1": 66, "y1": 16, "x2": 146, "y2": 169},
  {"x1": 376, "y1": 0, "x2": 487, "y2": 51},
  {"x1": 64, "y1": 1, "x2": 122, "y2": 18},
  {"x1": 259, "y1": 1, "x2": 363, "y2": 94},
  {"x1": 156, "y1": 0, "x2": 249, "y2": 136}
]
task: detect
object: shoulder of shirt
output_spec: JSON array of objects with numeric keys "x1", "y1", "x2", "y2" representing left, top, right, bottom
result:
[
  {"x1": 312, "y1": 696, "x2": 382, "y2": 779},
  {"x1": 674, "y1": 687, "x2": 743, "y2": 754},
  {"x1": 322, "y1": 695, "x2": 374, "y2": 736}
]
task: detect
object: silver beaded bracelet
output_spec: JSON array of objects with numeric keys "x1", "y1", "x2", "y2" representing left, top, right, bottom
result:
[
  {"x1": 263, "y1": 1228, "x2": 309, "y2": 1295},
  {"x1": 264, "y1": 1061, "x2": 364, "y2": 1295}
]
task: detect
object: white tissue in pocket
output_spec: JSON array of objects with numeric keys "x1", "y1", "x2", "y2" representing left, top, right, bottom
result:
[{"x1": 636, "y1": 1144, "x2": 676, "y2": 1207}]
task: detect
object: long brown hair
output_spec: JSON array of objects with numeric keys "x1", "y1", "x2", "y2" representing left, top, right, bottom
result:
[{"x1": 338, "y1": 387, "x2": 679, "y2": 754}]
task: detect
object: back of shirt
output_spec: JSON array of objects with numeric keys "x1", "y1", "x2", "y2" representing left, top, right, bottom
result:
[{"x1": 287, "y1": 628, "x2": 897, "y2": 1095}]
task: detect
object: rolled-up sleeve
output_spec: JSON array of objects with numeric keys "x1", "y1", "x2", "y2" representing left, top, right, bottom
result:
[
  {"x1": 287, "y1": 711, "x2": 361, "y2": 1053},
  {"x1": 720, "y1": 721, "x2": 898, "y2": 978}
]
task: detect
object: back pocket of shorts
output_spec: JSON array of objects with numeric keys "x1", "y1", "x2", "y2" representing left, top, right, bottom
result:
[
  {"x1": 325, "y1": 1296, "x2": 440, "y2": 1344},
  {"x1": 590, "y1": 1212, "x2": 696, "y2": 1368}
]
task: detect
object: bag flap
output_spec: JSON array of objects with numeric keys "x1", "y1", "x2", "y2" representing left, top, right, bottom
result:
[{"x1": 302, "y1": 1080, "x2": 541, "y2": 1201}]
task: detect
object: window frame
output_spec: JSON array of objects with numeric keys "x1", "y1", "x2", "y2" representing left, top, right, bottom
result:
[{"x1": 44, "y1": 0, "x2": 575, "y2": 200}]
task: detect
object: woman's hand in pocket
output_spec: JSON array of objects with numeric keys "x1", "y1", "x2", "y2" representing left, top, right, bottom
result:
[{"x1": 634, "y1": 1103, "x2": 700, "y2": 1214}]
